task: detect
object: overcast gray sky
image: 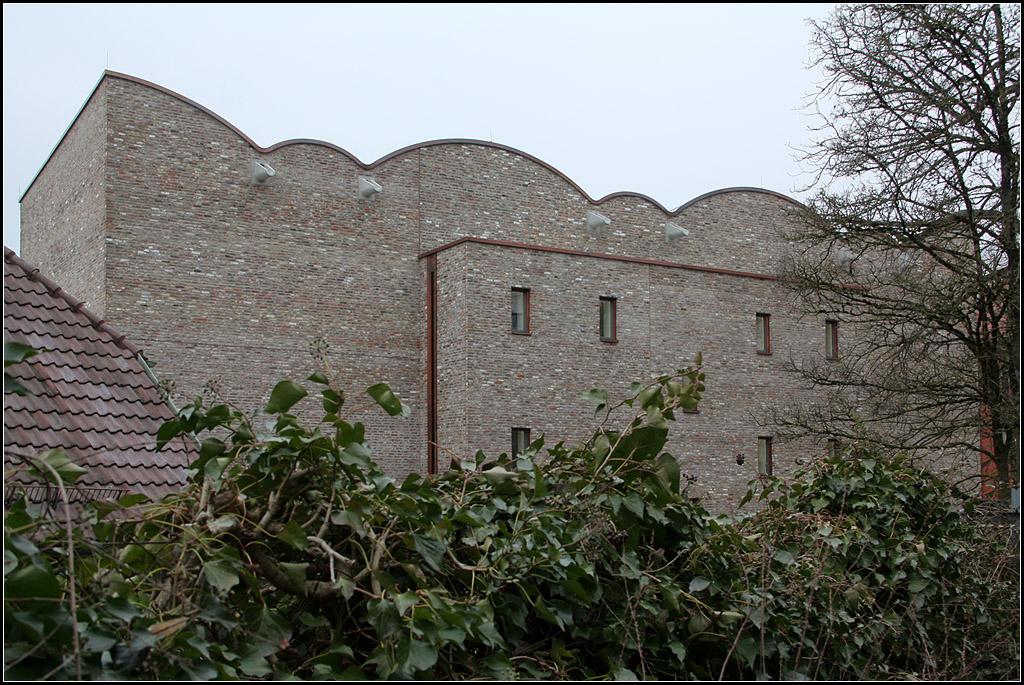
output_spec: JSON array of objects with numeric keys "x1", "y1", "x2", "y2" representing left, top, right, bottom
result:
[{"x1": 3, "y1": 3, "x2": 836, "y2": 255}]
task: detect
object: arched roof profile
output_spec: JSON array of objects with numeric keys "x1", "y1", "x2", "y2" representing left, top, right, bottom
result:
[{"x1": 23, "y1": 71, "x2": 808, "y2": 216}]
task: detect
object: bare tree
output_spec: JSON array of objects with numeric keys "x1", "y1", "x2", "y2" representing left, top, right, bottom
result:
[{"x1": 775, "y1": 4, "x2": 1020, "y2": 500}]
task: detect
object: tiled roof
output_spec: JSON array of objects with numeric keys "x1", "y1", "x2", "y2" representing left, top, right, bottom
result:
[{"x1": 4, "y1": 247, "x2": 192, "y2": 505}]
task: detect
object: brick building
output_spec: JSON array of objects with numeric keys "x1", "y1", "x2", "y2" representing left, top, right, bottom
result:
[{"x1": 20, "y1": 71, "x2": 833, "y2": 509}]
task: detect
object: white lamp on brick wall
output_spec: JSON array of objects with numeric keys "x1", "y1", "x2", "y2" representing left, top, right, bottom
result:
[
  {"x1": 835, "y1": 245, "x2": 856, "y2": 271},
  {"x1": 896, "y1": 251, "x2": 917, "y2": 274},
  {"x1": 359, "y1": 176, "x2": 382, "y2": 199},
  {"x1": 586, "y1": 210, "x2": 610, "y2": 235},
  {"x1": 665, "y1": 222, "x2": 689, "y2": 243},
  {"x1": 252, "y1": 161, "x2": 276, "y2": 185}
]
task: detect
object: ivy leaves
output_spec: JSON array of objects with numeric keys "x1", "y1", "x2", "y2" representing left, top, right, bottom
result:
[{"x1": 4, "y1": 366, "x2": 1017, "y2": 681}]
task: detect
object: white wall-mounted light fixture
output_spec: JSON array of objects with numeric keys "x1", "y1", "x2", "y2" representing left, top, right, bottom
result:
[
  {"x1": 252, "y1": 161, "x2": 276, "y2": 185},
  {"x1": 665, "y1": 222, "x2": 689, "y2": 243},
  {"x1": 835, "y1": 245, "x2": 856, "y2": 271},
  {"x1": 896, "y1": 252, "x2": 916, "y2": 274},
  {"x1": 358, "y1": 176, "x2": 382, "y2": 199},
  {"x1": 586, "y1": 210, "x2": 610, "y2": 235}
]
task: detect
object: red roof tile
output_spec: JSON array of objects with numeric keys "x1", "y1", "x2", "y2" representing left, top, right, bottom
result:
[{"x1": 4, "y1": 246, "x2": 193, "y2": 506}]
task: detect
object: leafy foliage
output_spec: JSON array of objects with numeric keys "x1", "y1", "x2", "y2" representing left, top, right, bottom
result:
[
  {"x1": 4, "y1": 365, "x2": 1019, "y2": 680},
  {"x1": 5, "y1": 340, "x2": 40, "y2": 395}
]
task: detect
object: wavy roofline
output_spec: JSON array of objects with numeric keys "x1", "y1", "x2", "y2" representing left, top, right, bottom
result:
[{"x1": 22, "y1": 70, "x2": 808, "y2": 214}]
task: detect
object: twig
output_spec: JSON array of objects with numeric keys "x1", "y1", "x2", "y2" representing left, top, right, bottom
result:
[
  {"x1": 366, "y1": 516, "x2": 398, "y2": 597},
  {"x1": 308, "y1": 535, "x2": 357, "y2": 582}
]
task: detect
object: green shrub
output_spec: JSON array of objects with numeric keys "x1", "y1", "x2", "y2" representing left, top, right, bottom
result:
[{"x1": 5, "y1": 362, "x2": 1018, "y2": 680}]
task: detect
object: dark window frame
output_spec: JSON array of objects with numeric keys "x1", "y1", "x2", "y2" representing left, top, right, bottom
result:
[
  {"x1": 825, "y1": 320, "x2": 839, "y2": 360},
  {"x1": 511, "y1": 287, "x2": 530, "y2": 335},
  {"x1": 828, "y1": 438, "x2": 841, "y2": 458},
  {"x1": 600, "y1": 296, "x2": 617, "y2": 342},
  {"x1": 512, "y1": 427, "x2": 531, "y2": 457},
  {"x1": 756, "y1": 313, "x2": 771, "y2": 355},
  {"x1": 758, "y1": 436, "x2": 773, "y2": 475}
]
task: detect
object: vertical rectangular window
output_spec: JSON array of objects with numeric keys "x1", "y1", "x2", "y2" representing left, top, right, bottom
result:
[
  {"x1": 758, "y1": 437, "x2": 773, "y2": 475},
  {"x1": 512, "y1": 427, "x2": 530, "y2": 457},
  {"x1": 828, "y1": 439, "x2": 841, "y2": 459},
  {"x1": 756, "y1": 313, "x2": 771, "y2": 354},
  {"x1": 825, "y1": 320, "x2": 839, "y2": 360},
  {"x1": 600, "y1": 297, "x2": 616, "y2": 341},
  {"x1": 511, "y1": 288, "x2": 530, "y2": 334}
]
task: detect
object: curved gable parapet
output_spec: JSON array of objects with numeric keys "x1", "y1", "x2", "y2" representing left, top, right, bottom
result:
[
  {"x1": 676, "y1": 187, "x2": 808, "y2": 213},
  {"x1": 23, "y1": 71, "x2": 805, "y2": 215}
]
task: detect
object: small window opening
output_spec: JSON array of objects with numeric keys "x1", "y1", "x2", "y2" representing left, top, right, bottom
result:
[
  {"x1": 512, "y1": 427, "x2": 531, "y2": 457},
  {"x1": 756, "y1": 313, "x2": 771, "y2": 355},
  {"x1": 511, "y1": 288, "x2": 530, "y2": 334},
  {"x1": 825, "y1": 320, "x2": 839, "y2": 360},
  {"x1": 600, "y1": 297, "x2": 616, "y2": 342},
  {"x1": 758, "y1": 436, "x2": 773, "y2": 475}
]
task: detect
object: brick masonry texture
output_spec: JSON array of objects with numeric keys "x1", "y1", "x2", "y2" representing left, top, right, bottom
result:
[
  {"x1": 20, "y1": 82, "x2": 108, "y2": 318},
  {"x1": 22, "y1": 72, "x2": 835, "y2": 509}
]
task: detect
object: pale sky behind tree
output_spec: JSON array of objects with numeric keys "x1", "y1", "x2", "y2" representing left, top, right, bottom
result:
[{"x1": 2, "y1": 3, "x2": 837, "y2": 255}]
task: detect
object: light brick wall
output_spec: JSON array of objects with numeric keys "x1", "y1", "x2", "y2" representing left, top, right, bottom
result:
[
  {"x1": 431, "y1": 241, "x2": 824, "y2": 510},
  {"x1": 435, "y1": 244, "x2": 470, "y2": 461},
  {"x1": 21, "y1": 79, "x2": 108, "y2": 317},
  {"x1": 20, "y1": 73, "x2": 835, "y2": 505}
]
